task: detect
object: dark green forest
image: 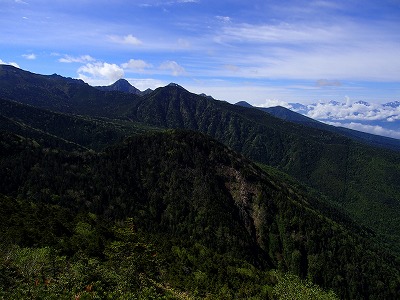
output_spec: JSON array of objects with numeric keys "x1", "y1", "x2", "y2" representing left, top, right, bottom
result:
[
  {"x1": 1, "y1": 130, "x2": 399, "y2": 299},
  {"x1": 1, "y1": 65, "x2": 400, "y2": 298}
]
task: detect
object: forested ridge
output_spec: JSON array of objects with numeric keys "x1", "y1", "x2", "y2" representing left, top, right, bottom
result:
[
  {"x1": 1, "y1": 130, "x2": 399, "y2": 299},
  {"x1": 1, "y1": 65, "x2": 400, "y2": 298},
  {"x1": 124, "y1": 84, "x2": 400, "y2": 253}
]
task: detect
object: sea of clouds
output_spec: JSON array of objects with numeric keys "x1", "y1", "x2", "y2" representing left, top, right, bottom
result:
[
  {"x1": 294, "y1": 100, "x2": 400, "y2": 139},
  {"x1": 262, "y1": 100, "x2": 400, "y2": 139}
]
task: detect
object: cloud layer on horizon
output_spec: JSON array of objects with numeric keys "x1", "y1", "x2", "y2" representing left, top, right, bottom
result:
[
  {"x1": 262, "y1": 99, "x2": 400, "y2": 139},
  {"x1": 306, "y1": 101, "x2": 400, "y2": 122}
]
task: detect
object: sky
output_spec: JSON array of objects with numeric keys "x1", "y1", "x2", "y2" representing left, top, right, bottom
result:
[{"x1": 0, "y1": 0, "x2": 399, "y2": 137}]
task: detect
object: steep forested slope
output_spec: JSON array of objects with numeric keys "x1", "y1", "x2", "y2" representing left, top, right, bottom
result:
[
  {"x1": 0, "y1": 97, "x2": 157, "y2": 150},
  {"x1": 1, "y1": 130, "x2": 399, "y2": 299},
  {"x1": 1, "y1": 65, "x2": 400, "y2": 256},
  {"x1": 127, "y1": 85, "x2": 400, "y2": 252}
]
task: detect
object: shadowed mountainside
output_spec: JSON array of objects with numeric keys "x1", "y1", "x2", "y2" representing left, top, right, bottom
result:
[{"x1": 1, "y1": 130, "x2": 399, "y2": 299}]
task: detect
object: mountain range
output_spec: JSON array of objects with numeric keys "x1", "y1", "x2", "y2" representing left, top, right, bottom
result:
[
  {"x1": 1, "y1": 65, "x2": 400, "y2": 299},
  {"x1": 96, "y1": 77, "x2": 400, "y2": 150}
]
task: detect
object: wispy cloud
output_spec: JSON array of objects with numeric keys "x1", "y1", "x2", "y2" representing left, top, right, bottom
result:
[
  {"x1": 121, "y1": 59, "x2": 152, "y2": 71},
  {"x1": 218, "y1": 22, "x2": 344, "y2": 44},
  {"x1": 160, "y1": 60, "x2": 186, "y2": 76},
  {"x1": 59, "y1": 55, "x2": 95, "y2": 63},
  {"x1": 22, "y1": 53, "x2": 36, "y2": 60},
  {"x1": 210, "y1": 19, "x2": 400, "y2": 81},
  {"x1": 108, "y1": 34, "x2": 143, "y2": 46}
]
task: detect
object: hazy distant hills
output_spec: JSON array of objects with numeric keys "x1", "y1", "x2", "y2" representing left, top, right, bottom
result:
[{"x1": 235, "y1": 101, "x2": 400, "y2": 151}]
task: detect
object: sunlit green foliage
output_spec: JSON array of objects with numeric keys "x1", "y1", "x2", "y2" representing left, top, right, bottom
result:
[{"x1": 272, "y1": 271, "x2": 339, "y2": 300}]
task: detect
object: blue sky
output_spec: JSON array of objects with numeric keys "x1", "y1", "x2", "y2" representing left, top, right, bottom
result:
[{"x1": 1, "y1": 0, "x2": 399, "y2": 137}]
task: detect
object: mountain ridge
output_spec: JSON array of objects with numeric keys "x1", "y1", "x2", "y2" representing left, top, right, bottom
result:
[{"x1": 1, "y1": 65, "x2": 400, "y2": 256}]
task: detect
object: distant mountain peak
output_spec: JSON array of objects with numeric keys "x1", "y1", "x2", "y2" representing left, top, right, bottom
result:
[
  {"x1": 167, "y1": 82, "x2": 186, "y2": 90},
  {"x1": 96, "y1": 79, "x2": 142, "y2": 95},
  {"x1": 235, "y1": 101, "x2": 253, "y2": 108},
  {"x1": 384, "y1": 101, "x2": 400, "y2": 108},
  {"x1": 109, "y1": 78, "x2": 136, "y2": 89},
  {"x1": 354, "y1": 101, "x2": 370, "y2": 106},
  {"x1": 114, "y1": 78, "x2": 131, "y2": 85},
  {"x1": 328, "y1": 100, "x2": 342, "y2": 106}
]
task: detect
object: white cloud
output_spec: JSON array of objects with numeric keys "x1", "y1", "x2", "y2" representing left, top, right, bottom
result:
[
  {"x1": 78, "y1": 62, "x2": 124, "y2": 85},
  {"x1": 305, "y1": 101, "x2": 400, "y2": 122},
  {"x1": 159, "y1": 60, "x2": 185, "y2": 76},
  {"x1": 22, "y1": 53, "x2": 36, "y2": 60},
  {"x1": 0, "y1": 59, "x2": 20, "y2": 68},
  {"x1": 121, "y1": 59, "x2": 152, "y2": 71},
  {"x1": 326, "y1": 121, "x2": 400, "y2": 140},
  {"x1": 59, "y1": 55, "x2": 95, "y2": 63},
  {"x1": 109, "y1": 34, "x2": 142, "y2": 46},
  {"x1": 260, "y1": 99, "x2": 293, "y2": 109}
]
